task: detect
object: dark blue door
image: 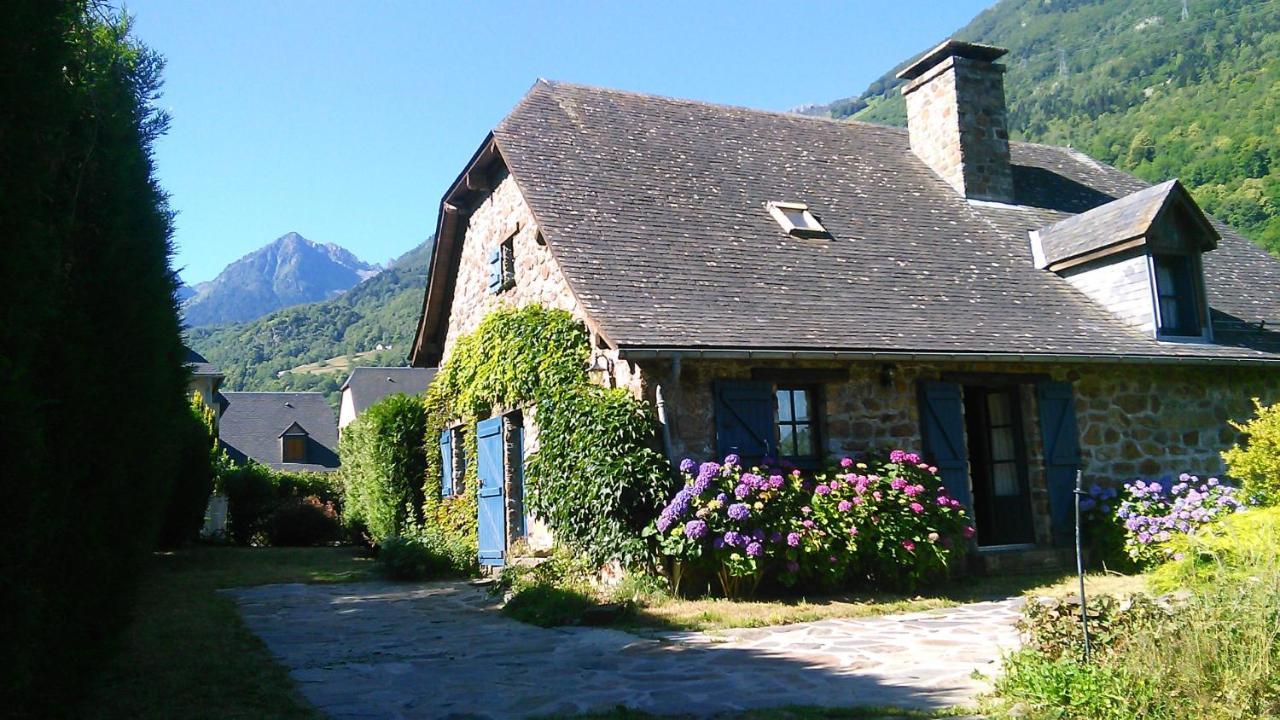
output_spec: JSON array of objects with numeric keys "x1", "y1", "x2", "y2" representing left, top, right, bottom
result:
[
  {"x1": 476, "y1": 416, "x2": 505, "y2": 566},
  {"x1": 714, "y1": 380, "x2": 775, "y2": 462}
]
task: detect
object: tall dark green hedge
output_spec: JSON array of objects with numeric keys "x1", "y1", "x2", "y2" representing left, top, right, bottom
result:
[
  {"x1": 338, "y1": 393, "x2": 429, "y2": 543},
  {"x1": 0, "y1": 3, "x2": 189, "y2": 715}
]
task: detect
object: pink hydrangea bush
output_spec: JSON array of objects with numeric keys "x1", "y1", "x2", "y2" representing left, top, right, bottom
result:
[{"x1": 650, "y1": 450, "x2": 974, "y2": 597}]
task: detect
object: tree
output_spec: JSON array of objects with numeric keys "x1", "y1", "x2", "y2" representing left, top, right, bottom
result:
[
  {"x1": 338, "y1": 394, "x2": 429, "y2": 543},
  {"x1": 1, "y1": 3, "x2": 190, "y2": 714}
]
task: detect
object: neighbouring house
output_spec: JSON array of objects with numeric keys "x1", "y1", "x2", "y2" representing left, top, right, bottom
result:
[
  {"x1": 217, "y1": 392, "x2": 340, "y2": 472},
  {"x1": 338, "y1": 366, "x2": 437, "y2": 430},
  {"x1": 409, "y1": 39, "x2": 1280, "y2": 568},
  {"x1": 185, "y1": 347, "x2": 224, "y2": 413}
]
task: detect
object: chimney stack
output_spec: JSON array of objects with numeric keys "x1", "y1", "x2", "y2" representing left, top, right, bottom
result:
[{"x1": 897, "y1": 39, "x2": 1014, "y2": 203}]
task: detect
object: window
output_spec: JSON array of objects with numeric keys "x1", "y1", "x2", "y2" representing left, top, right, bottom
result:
[
  {"x1": 487, "y1": 236, "x2": 516, "y2": 294},
  {"x1": 282, "y1": 435, "x2": 307, "y2": 464},
  {"x1": 775, "y1": 387, "x2": 817, "y2": 459},
  {"x1": 1152, "y1": 253, "x2": 1202, "y2": 337},
  {"x1": 766, "y1": 201, "x2": 829, "y2": 238}
]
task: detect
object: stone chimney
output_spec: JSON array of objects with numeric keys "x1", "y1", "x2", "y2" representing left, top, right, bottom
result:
[{"x1": 897, "y1": 39, "x2": 1013, "y2": 203}]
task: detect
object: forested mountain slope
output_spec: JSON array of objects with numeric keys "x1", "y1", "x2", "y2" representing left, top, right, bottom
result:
[
  {"x1": 188, "y1": 239, "x2": 433, "y2": 404},
  {"x1": 808, "y1": 0, "x2": 1280, "y2": 256}
]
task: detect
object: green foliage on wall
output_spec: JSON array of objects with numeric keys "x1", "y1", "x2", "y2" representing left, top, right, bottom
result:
[
  {"x1": 422, "y1": 305, "x2": 672, "y2": 566},
  {"x1": 338, "y1": 392, "x2": 430, "y2": 543},
  {"x1": 819, "y1": 0, "x2": 1280, "y2": 257}
]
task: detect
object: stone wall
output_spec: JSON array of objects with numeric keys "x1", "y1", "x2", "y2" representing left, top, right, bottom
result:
[
  {"x1": 441, "y1": 171, "x2": 584, "y2": 363},
  {"x1": 647, "y1": 356, "x2": 1280, "y2": 487},
  {"x1": 902, "y1": 55, "x2": 1013, "y2": 203}
]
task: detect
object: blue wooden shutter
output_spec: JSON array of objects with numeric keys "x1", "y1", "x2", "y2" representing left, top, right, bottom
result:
[
  {"x1": 476, "y1": 417, "x2": 506, "y2": 565},
  {"x1": 1037, "y1": 380, "x2": 1081, "y2": 547},
  {"x1": 438, "y1": 429, "x2": 453, "y2": 497},
  {"x1": 918, "y1": 381, "x2": 972, "y2": 511},
  {"x1": 486, "y1": 248, "x2": 502, "y2": 294},
  {"x1": 714, "y1": 380, "x2": 775, "y2": 461}
]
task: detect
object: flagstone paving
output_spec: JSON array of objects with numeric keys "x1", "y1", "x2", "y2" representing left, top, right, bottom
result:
[{"x1": 228, "y1": 581, "x2": 1021, "y2": 719}]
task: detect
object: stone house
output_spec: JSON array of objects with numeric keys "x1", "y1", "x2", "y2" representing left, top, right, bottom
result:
[{"x1": 409, "y1": 40, "x2": 1280, "y2": 568}]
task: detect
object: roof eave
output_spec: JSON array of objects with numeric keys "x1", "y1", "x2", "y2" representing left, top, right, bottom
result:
[{"x1": 615, "y1": 346, "x2": 1280, "y2": 367}]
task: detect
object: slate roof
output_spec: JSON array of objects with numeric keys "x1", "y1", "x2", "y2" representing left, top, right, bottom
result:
[
  {"x1": 185, "y1": 347, "x2": 222, "y2": 377},
  {"x1": 340, "y1": 367, "x2": 437, "y2": 416},
  {"x1": 217, "y1": 392, "x2": 339, "y2": 472},
  {"x1": 1034, "y1": 180, "x2": 1218, "y2": 269},
  {"x1": 417, "y1": 81, "x2": 1280, "y2": 364}
]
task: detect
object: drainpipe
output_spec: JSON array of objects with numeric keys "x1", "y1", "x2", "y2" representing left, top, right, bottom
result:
[{"x1": 654, "y1": 354, "x2": 682, "y2": 474}]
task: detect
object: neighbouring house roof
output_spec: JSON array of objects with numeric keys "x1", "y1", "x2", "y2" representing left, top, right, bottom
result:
[
  {"x1": 217, "y1": 392, "x2": 339, "y2": 472},
  {"x1": 185, "y1": 347, "x2": 222, "y2": 377},
  {"x1": 1033, "y1": 179, "x2": 1219, "y2": 271},
  {"x1": 340, "y1": 367, "x2": 437, "y2": 416},
  {"x1": 412, "y1": 81, "x2": 1280, "y2": 366}
]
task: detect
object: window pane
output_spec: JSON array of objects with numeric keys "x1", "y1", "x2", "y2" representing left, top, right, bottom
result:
[
  {"x1": 778, "y1": 424, "x2": 796, "y2": 456},
  {"x1": 776, "y1": 390, "x2": 792, "y2": 422},
  {"x1": 986, "y1": 391, "x2": 1011, "y2": 426},
  {"x1": 792, "y1": 389, "x2": 810, "y2": 421},
  {"x1": 990, "y1": 427, "x2": 1016, "y2": 462},
  {"x1": 795, "y1": 424, "x2": 814, "y2": 456},
  {"x1": 993, "y1": 462, "x2": 1020, "y2": 496},
  {"x1": 781, "y1": 208, "x2": 809, "y2": 228},
  {"x1": 1160, "y1": 297, "x2": 1182, "y2": 329}
]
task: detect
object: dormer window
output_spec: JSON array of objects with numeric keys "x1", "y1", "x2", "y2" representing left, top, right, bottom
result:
[
  {"x1": 767, "y1": 201, "x2": 829, "y2": 238},
  {"x1": 280, "y1": 422, "x2": 309, "y2": 463},
  {"x1": 1152, "y1": 253, "x2": 1204, "y2": 338}
]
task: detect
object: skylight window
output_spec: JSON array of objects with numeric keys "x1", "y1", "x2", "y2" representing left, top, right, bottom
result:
[{"x1": 766, "y1": 201, "x2": 829, "y2": 238}]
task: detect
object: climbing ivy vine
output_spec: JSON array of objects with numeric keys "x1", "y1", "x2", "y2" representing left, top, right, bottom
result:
[{"x1": 422, "y1": 305, "x2": 672, "y2": 566}]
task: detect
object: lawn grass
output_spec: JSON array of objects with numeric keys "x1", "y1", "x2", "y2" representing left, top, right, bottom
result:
[
  {"x1": 610, "y1": 569, "x2": 1148, "y2": 634},
  {"x1": 80, "y1": 545, "x2": 376, "y2": 720}
]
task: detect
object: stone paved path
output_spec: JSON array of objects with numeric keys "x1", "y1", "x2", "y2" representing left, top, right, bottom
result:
[{"x1": 229, "y1": 581, "x2": 1021, "y2": 719}]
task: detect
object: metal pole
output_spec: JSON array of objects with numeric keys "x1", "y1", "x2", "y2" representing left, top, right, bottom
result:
[{"x1": 1074, "y1": 468, "x2": 1092, "y2": 662}]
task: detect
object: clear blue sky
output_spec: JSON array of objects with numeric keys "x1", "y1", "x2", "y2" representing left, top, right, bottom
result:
[{"x1": 125, "y1": 0, "x2": 992, "y2": 284}]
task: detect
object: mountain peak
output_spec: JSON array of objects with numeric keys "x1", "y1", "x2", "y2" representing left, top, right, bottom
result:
[{"x1": 183, "y1": 233, "x2": 378, "y2": 327}]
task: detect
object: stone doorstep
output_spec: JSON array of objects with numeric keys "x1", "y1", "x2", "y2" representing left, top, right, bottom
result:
[{"x1": 971, "y1": 545, "x2": 1074, "y2": 575}]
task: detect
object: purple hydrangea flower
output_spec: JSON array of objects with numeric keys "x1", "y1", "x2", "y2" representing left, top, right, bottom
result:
[
  {"x1": 724, "y1": 453, "x2": 741, "y2": 467},
  {"x1": 684, "y1": 519, "x2": 708, "y2": 540},
  {"x1": 734, "y1": 483, "x2": 751, "y2": 499},
  {"x1": 679, "y1": 458, "x2": 696, "y2": 474},
  {"x1": 786, "y1": 532, "x2": 801, "y2": 547},
  {"x1": 723, "y1": 530, "x2": 744, "y2": 547},
  {"x1": 838, "y1": 500, "x2": 852, "y2": 512},
  {"x1": 815, "y1": 484, "x2": 831, "y2": 496},
  {"x1": 745, "y1": 541, "x2": 763, "y2": 558},
  {"x1": 656, "y1": 514, "x2": 673, "y2": 532},
  {"x1": 840, "y1": 457, "x2": 854, "y2": 468},
  {"x1": 728, "y1": 503, "x2": 751, "y2": 521}
]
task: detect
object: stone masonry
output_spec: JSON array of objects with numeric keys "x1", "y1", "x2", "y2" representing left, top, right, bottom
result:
[
  {"x1": 902, "y1": 54, "x2": 1014, "y2": 203},
  {"x1": 441, "y1": 170, "x2": 585, "y2": 363}
]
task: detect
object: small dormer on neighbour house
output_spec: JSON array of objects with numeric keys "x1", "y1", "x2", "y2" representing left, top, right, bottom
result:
[
  {"x1": 279, "y1": 421, "x2": 310, "y2": 464},
  {"x1": 1031, "y1": 179, "x2": 1219, "y2": 341}
]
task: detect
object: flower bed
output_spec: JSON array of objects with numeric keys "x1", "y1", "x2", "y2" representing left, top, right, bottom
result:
[{"x1": 649, "y1": 451, "x2": 974, "y2": 597}]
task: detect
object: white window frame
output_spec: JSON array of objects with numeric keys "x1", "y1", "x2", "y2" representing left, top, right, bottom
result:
[{"x1": 766, "y1": 201, "x2": 829, "y2": 239}]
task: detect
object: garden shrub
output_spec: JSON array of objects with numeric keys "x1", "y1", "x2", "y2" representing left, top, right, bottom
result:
[
  {"x1": 2, "y1": 5, "x2": 192, "y2": 713},
  {"x1": 423, "y1": 306, "x2": 671, "y2": 566},
  {"x1": 1112, "y1": 474, "x2": 1245, "y2": 567},
  {"x1": 1150, "y1": 505, "x2": 1280, "y2": 591},
  {"x1": 494, "y1": 548, "x2": 608, "y2": 626},
  {"x1": 378, "y1": 528, "x2": 477, "y2": 580},
  {"x1": 1223, "y1": 398, "x2": 1280, "y2": 505},
  {"x1": 650, "y1": 451, "x2": 973, "y2": 597},
  {"x1": 218, "y1": 463, "x2": 341, "y2": 545},
  {"x1": 156, "y1": 393, "x2": 219, "y2": 548},
  {"x1": 1018, "y1": 593, "x2": 1174, "y2": 661},
  {"x1": 267, "y1": 496, "x2": 340, "y2": 546},
  {"x1": 338, "y1": 393, "x2": 428, "y2": 544}
]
